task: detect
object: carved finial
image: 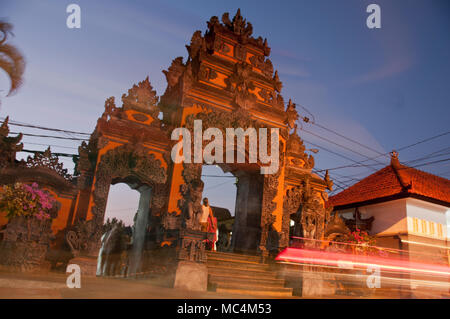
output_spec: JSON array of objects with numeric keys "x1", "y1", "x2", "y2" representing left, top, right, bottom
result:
[
  {"x1": 285, "y1": 99, "x2": 299, "y2": 130},
  {"x1": 324, "y1": 170, "x2": 333, "y2": 191},
  {"x1": 390, "y1": 150, "x2": 401, "y2": 168},
  {"x1": 273, "y1": 70, "x2": 282, "y2": 92},
  {"x1": 163, "y1": 57, "x2": 185, "y2": 88},
  {"x1": 122, "y1": 76, "x2": 159, "y2": 118},
  {"x1": 220, "y1": 9, "x2": 253, "y2": 37},
  {"x1": 0, "y1": 116, "x2": 10, "y2": 136},
  {"x1": 186, "y1": 31, "x2": 205, "y2": 59},
  {"x1": 390, "y1": 150, "x2": 412, "y2": 190}
]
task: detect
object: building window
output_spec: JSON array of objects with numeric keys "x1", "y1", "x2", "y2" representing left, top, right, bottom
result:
[
  {"x1": 429, "y1": 221, "x2": 435, "y2": 236},
  {"x1": 412, "y1": 217, "x2": 419, "y2": 233},
  {"x1": 437, "y1": 223, "x2": 443, "y2": 238},
  {"x1": 421, "y1": 219, "x2": 427, "y2": 234}
]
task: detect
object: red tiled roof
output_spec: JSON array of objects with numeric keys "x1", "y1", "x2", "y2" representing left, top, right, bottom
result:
[{"x1": 328, "y1": 160, "x2": 450, "y2": 209}]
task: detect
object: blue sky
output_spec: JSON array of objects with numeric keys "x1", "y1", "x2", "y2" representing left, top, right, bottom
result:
[{"x1": 1, "y1": 1, "x2": 449, "y2": 224}]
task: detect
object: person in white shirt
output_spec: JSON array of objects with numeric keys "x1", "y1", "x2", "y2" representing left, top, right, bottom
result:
[{"x1": 200, "y1": 198, "x2": 211, "y2": 232}]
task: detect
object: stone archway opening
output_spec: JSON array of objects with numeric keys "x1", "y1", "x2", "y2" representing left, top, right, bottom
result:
[
  {"x1": 97, "y1": 176, "x2": 153, "y2": 278},
  {"x1": 214, "y1": 162, "x2": 263, "y2": 255},
  {"x1": 201, "y1": 164, "x2": 237, "y2": 252}
]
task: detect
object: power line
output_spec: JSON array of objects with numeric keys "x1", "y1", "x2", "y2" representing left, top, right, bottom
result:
[
  {"x1": 313, "y1": 130, "x2": 450, "y2": 173},
  {"x1": 302, "y1": 138, "x2": 383, "y2": 171},
  {"x1": 404, "y1": 147, "x2": 450, "y2": 165},
  {"x1": 0, "y1": 118, "x2": 91, "y2": 136},
  {"x1": 307, "y1": 120, "x2": 387, "y2": 158},
  {"x1": 397, "y1": 130, "x2": 450, "y2": 152},
  {"x1": 21, "y1": 149, "x2": 78, "y2": 158},
  {"x1": 11, "y1": 131, "x2": 89, "y2": 141},
  {"x1": 22, "y1": 142, "x2": 79, "y2": 150},
  {"x1": 300, "y1": 127, "x2": 385, "y2": 167}
]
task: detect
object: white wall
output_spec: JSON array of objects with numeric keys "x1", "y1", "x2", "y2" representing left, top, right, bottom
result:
[
  {"x1": 405, "y1": 198, "x2": 449, "y2": 239},
  {"x1": 337, "y1": 199, "x2": 408, "y2": 236},
  {"x1": 336, "y1": 198, "x2": 450, "y2": 240}
]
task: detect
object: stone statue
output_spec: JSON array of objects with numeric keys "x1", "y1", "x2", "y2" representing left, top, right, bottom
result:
[
  {"x1": 182, "y1": 179, "x2": 204, "y2": 231},
  {"x1": 99, "y1": 224, "x2": 128, "y2": 276}
]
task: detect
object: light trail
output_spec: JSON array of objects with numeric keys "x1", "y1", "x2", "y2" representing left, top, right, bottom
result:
[{"x1": 276, "y1": 248, "x2": 450, "y2": 277}]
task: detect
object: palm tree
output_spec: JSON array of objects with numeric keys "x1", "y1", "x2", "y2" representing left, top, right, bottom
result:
[{"x1": 0, "y1": 20, "x2": 25, "y2": 100}]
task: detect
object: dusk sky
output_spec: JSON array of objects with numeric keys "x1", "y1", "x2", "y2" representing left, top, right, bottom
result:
[{"x1": 1, "y1": 0, "x2": 449, "y2": 225}]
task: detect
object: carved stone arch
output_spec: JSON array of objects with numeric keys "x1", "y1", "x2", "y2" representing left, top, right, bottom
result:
[{"x1": 87, "y1": 144, "x2": 167, "y2": 254}]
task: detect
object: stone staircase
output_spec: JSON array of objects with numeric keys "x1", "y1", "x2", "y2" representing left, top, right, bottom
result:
[{"x1": 206, "y1": 251, "x2": 293, "y2": 297}]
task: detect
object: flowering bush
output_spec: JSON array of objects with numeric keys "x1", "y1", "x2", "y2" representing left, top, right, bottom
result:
[
  {"x1": 347, "y1": 228, "x2": 377, "y2": 254},
  {"x1": 0, "y1": 182, "x2": 56, "y2": 221}
]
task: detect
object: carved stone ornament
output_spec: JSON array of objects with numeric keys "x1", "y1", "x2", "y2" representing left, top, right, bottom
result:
[
  {"x1": 324, "y1": 170, "x2": 333, "y2": 191},
  {"x1": 206, "y1": 10, "x2": 270, "y2": 56},
  {"x1": 0, "y1": 116, "x2": 23, "y2": 168},
  {"x1": 101, "y1": 97, "x2": 119, "y2": 121},
  {"x1": 25, "y1": 147, "x2": 72, "y2": 181},
  {"x1": 65, "y1": 218, "x2": 98, "y2": 257},
  {"x1": 87, "y1": 144, "x2": 167, "y2": 256},
  {"x1": 221, "y1": 9, "x2": 253, "y2": 39},
  {"x1": 121, "y1": 76, "x2": 160, "y2": 119},
  {"x1": 163, "y1": 57, "x2": 186, "y2": 88},
  {"x1": 186, "y1": 30, "x2": 207, "y2": 60},
  {"x1": 198, "y1": 64, "x2": 218, "y2": 82},
  {"x1": 249, "y1": 54, "x2": 274, "y2": 78},
  {"x1": 259, "y1": 148, "x2": 284, "y2": 253},
  {"x1": 286, "y1": 128, "x2": 315, "y2": 169},
  {"x1": 284, "y1": 99, "x2": 299, "y2": 130},
  {"x1": 225, "y1": 62, "x2": 257, "y2": 110}
]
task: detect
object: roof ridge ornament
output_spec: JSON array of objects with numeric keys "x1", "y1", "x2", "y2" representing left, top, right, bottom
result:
[
  {"x1": 389, "y1": 150, "x2": 412, "y2": 190},
  {"x1": 25, "y1": 146, "x2": 72, "y2": 180},
  {"x1": 221, "y1": 9, "x2": 253, "y2": 38}
]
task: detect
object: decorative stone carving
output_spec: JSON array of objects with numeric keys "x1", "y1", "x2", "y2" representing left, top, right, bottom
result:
[
  {"x1": 300, "y1": 181, "x2": 333, "y2": 244},
  {"x1": 198, "y1": 64, "x2": 218, "y2": 82},
  {"x1": 213, "y1": 37, "x2": 231, "y2": 54},
  {"x1": 234, "y1": 44, "x2": 246, "y2": 61},
  {"x1": 122, "y1": 76, "x2": 160, "y2": 119},
  {"x1": 179, "y1": 178, "x2": 204, "y2": 231},
  {"x1": 101, "y1": 97, "x2": 119, "y2": 121},
  {"x1": 186, "y1": 31, "x2": 207, "y2": 60},
  {"x1": 0, "y1": 116, "x2": 23, "y2": 168},
  {"x1": 0, "y1": 202, "x2": 58, "y2": 271},
  {"x1": 178, "y1": 229, "x2": 213, "y2": 263},
  {"x1": 205, "y1": 10, "x2": 270, "y2": 56},
  {"x1": 25, "y1": 147, "x2": 72, "y2": 181},
  {"x1": 221, "y1": 9, "x2": 253, "y2": 39},
  {"x1": 163, "y1": 57, "x2": 185, "y2": 88},
  {"x1": 88, "y1": 144, "x2": 167, "y2": 256},
  {"x1": 286, "y1": 127, "x2": 315, "y2": 169},
  {"x1": 273, "y1": 70, "x2": 282, "y2": 93},
  {"x1": 249, "y1": 54, "x2": 274, "y2": 78},
  {"x1": 324, "y1": 170, "x2": 333, "y2": 191},
  {"x1": 284, "y1": 99, "x2": 299, "y2": 130},
  {"x1": 225, "y1": 62, "x2": 257, "y2": 110},
  {"x1": 259, "y1": 148, "x2": 284, "y2": 256},
  {"x1": 65, "y1": 218, "x2": 99, "y2": 257}
]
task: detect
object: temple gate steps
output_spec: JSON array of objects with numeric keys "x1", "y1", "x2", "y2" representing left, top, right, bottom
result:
[{"x1": 206, "y1": 251, "x2": 294, "y2": 298}]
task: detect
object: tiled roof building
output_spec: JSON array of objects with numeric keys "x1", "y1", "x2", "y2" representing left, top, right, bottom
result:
[{"x1": 328, "y1": 152, "x2": 450, "y2": 209}]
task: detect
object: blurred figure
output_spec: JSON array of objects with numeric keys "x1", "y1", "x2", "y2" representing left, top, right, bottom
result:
[{"x1": 201, "y1": 198, "x2": 217, "y2": 250}]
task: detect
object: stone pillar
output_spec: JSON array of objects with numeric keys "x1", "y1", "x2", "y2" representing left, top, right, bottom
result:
[
  {"x1": 127, "y1": 185, "x2": 152, "y2": 276},
  {"x1": 231, "y1": 173, "x2": 263, "y2": 253},
  {"x1": 174, "y1": 229, "x2": 213, "y2": 292}
]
